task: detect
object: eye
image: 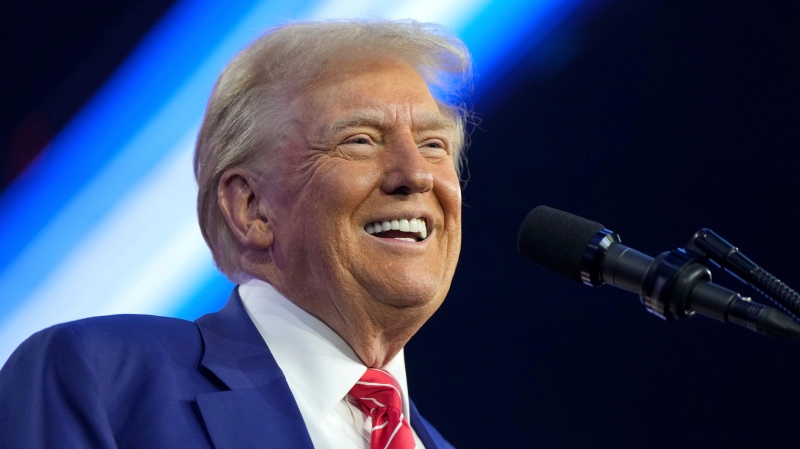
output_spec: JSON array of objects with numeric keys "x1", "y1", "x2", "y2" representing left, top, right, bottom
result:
[
  {"x1": 341, "y1": 134, "x2": 373, "y2": 146},
  {"x1": 336, "y1": 133, "x2": 379, "y2": 159},
  {"x1": 418, "y1": 139, "x2": 449, "y2": 158}
]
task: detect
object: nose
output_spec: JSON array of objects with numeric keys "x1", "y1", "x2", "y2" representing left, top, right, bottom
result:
[{"x1": 380, "y1": 136, "x2": 434, "y2": 196}]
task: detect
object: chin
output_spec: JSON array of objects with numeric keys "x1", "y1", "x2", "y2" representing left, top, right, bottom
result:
[{"x1": 368, "y1": 275, "x2": 449, "y2": 310}]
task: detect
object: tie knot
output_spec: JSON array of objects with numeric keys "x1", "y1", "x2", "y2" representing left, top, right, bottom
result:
[
  {"x1": 349, "y1": 368, "x2": 404, "y2": 414},
  {"x1": 349, "y1": 369, "x2": 415, "y2": 449}
]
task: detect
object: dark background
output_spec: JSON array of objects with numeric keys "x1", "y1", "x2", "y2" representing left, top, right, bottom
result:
[{"x1": 3, "y1": 0, "x2": 799, "y2": 447}]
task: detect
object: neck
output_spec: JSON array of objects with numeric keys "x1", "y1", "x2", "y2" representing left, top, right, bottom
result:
[
  {"x1": 248, "y1": 274, "x2": 433, "y2": 368},
  {"x1": 243, "y1": 258, "x2": 443, "y2": 368},
  {"x1": 291, "y1": 288, "x2": 431, "y2": 368},
  {"x1": 333, "y1": 306, "x2": 428, "y2": 367}
]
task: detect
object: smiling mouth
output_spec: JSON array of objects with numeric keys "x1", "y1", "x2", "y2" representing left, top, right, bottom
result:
[{"x1": 365, "y1": 217, "x2": 428, "y2": 242}]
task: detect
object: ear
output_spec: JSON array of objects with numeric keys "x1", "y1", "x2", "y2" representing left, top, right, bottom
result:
[{"x1": 217, "y1": 168, "x2": 274, "y2": 249}]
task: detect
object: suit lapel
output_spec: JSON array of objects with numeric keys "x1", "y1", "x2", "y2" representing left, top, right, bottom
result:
[
  {"x1": 195, "y1": 288, "x2": 314, "y2": 449},
  {"x1": 411, "y1": 399, "x2": 453, "y2": 449}
]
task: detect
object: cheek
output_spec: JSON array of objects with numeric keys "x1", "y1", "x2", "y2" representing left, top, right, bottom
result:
[
  {"x1": 436, "y1": 169, "x2": 463, "y2": 219},
  {"x1": 436, "y1": 169, "x2": 463, "y2": 268},
  {"x1": 314, "y1": 161, "x2": 382, "y2": 209},
  {"x1": 287, "y1": 163, "x2": 381, "y2": 262}
]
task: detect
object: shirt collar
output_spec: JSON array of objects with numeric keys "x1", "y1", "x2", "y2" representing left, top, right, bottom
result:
[{"x1": 238, "y1": 278, "x2": 411, "y2": 419}]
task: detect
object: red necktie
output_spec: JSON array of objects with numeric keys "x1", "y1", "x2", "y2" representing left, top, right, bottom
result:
[{"x1": 349, "y1": 368, "x2": 416, "y2": 449}]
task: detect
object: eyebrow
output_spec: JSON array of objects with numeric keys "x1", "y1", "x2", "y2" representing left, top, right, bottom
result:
[{"x1": 320, "y1": 108, "x2": 455, "y2": 143}]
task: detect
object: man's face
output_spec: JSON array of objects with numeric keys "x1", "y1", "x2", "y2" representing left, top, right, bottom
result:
[{"x1": 260, "y1": 58, "x2": 462, "y2": 324}]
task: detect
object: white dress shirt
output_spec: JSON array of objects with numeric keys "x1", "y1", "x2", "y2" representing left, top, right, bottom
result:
[{"x1": 239, "y1": 279, "x2": 425, "y2": 449}]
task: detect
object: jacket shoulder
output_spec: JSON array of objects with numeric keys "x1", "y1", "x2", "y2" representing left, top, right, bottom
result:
[
  {"x1": 29, "y1": 314, "x2": 200, "y2": 362},
  {"x1": 0, "y1": 314, "x2": 213, "y2": 448},
  {"x1": 3, "y1": 314, "x2": 206, "y2": 390}
]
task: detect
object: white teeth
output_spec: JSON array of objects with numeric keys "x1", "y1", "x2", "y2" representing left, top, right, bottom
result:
[{"x1": 364, "y1": 217, "x2": 429, "y2": 241}]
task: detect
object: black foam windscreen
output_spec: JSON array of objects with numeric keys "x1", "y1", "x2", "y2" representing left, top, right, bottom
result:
[{"x1": 517, "y1": 206, "x2": 606, "y2": 283}]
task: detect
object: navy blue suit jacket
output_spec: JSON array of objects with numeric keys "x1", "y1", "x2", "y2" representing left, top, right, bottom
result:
[{"x1": 0, "y1": 289, "x2": 454, "y2": 448}]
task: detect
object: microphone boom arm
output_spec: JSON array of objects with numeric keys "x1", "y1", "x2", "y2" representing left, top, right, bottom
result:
[
  {"x1": 517, "y1": 206, "x2": 800, "y2": 342},
  {"x1": 686, "y1": 228, "x2": 800, "y2": 321},
  {"x1": 584, "y1": 232, "x2": 800, "y2": 342}
]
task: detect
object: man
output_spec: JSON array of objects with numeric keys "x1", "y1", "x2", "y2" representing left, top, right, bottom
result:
[{"x1": 0, "y1": 19, "x2": 470, "y2": 448}]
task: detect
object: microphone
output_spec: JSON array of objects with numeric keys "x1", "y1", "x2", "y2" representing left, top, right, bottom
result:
[{"x1": 517, "y1": 205, "x2": 800, "y2": 341}]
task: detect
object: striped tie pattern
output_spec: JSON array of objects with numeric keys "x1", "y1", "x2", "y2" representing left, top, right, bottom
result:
[{"x1": 349, "y1": 368, "x2": 415, "y2": 449}]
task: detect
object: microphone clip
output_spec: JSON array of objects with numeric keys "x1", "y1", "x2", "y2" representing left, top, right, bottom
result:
[{"x1": 639, "y1": 248, "x2": 704, "y2": 321}]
